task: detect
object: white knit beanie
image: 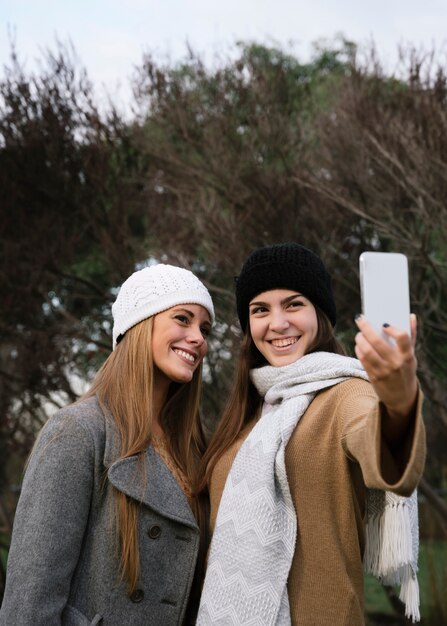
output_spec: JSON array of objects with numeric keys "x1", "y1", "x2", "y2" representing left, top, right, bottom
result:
[{"x1": 112, "y1": 264, "x2": 215, "y2": 349}]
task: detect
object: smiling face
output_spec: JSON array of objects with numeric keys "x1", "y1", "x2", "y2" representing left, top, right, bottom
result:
[
  {"x1": 249, "y1": 289, "x2": 318, "y2": 367},
  {"x1": 151, "y1": 304, "x2": 211, "y2": 391}
]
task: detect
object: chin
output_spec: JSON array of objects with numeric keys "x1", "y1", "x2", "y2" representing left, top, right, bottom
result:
[
  {"x1": 270, "y1": 354, "x2": 304, "y2": 367},
  {"x1": 170, "y1": 370, "x2": 195, "y2": 384}
]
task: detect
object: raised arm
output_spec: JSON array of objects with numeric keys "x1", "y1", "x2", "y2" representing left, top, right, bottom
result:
[{"x1": 354, "y1": 313, "x2": 419, "y2": 447}]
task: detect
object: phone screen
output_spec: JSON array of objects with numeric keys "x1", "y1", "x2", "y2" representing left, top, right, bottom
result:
[{"x1": 359, "y1": 252, "x2": 411, "y2": 343}]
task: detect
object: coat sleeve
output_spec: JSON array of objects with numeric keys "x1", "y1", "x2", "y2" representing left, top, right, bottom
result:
[
  {"x1": 0, "y1": 411, "x2": 95, "y2": 626},
  {"x1": 340, "y1": 380, "x2": 426, "y2": 496}
]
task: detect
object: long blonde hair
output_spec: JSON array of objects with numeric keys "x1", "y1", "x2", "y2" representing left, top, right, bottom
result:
[
  {"x1": 84, "y1": 317, "x2": 208, "y2": 593},
  {"x1": 199, "y1": 306, "x2": 346, "y2": 492}
]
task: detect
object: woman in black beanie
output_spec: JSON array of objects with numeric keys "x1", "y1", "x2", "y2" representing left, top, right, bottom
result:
[{"x1": 197, "y1": 243, "x2": 425, "y2": 626}]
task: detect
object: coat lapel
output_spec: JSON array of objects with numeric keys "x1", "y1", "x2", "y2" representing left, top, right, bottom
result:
[
  {"x1": 107, "y1": 444, "x2": 198, "y2": 530},
  {"x1": 101, "y1": 399, "x2": 198, "y2": 529}
]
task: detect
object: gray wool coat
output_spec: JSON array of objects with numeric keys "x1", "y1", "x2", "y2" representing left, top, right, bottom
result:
[{"x1": 0, "y1": 396, "x2": 201, "y2": 626}]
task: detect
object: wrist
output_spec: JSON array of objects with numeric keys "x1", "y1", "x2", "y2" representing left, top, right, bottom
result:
[{"x1": 385, "y1": 386, "x2": 418, "y2": 421}]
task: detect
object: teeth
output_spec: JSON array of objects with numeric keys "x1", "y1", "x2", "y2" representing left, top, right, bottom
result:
[
  {"x1": 271, "y1": 337, "x2": 298, "y2": 348},
  {"x1": 173, "y1": 349, "x2": 195, "y2": 363}
]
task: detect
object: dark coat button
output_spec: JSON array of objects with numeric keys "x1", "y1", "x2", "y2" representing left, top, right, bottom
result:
[
  {"x1": 129, "y1": 588, "x2": 144, "y2": 603},
  {"x1": 148, "y1": 524, "x2": 161, "y2": 539}
]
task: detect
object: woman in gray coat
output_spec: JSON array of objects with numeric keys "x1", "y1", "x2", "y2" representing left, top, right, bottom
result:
[{"x1": 0, "y1": 263, "x2": 215, "y2": 626}]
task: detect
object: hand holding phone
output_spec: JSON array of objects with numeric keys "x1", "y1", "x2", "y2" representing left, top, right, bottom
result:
[{"x1": 356, "y1": 252, "x2": 418, "y2": 428}]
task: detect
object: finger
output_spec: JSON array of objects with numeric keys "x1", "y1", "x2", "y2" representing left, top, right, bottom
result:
[
  {"x1": 382, "y1": 323, "x2": 413, "y2": 352},
  {"x1": 355, "y1": 315, "x2": 394, "y2": 359},
  {"x1": 354, "y1": 343, "x2": 365, "y2": 365},
  {"x1": 354, "y1": 341, "x2": 381, "y2": 383},
  {"x1": 355, "y1": 315, "x2": 381, "y2": 340},
  {"x1": 354, "y1": 331, "x2": 384, "y2": 369},
  {"x1": 410, "y1": 313, "x2": 417, "y2": 347},
  {"x1": 354, "y1": 342, "x2": 370, "y2": 368}
]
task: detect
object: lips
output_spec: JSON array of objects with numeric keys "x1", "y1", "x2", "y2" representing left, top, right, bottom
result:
[
  {"x1": 172, "y1": 347, "x2": 197, "y2": 364},
  {"x1": 269, "y1": 337, "x2": 299, "y2": 348}
]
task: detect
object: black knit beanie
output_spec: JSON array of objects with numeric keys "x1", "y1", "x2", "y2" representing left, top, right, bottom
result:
[{"x1": 235, "y1": 243, "x2": 336, "y2": 331}]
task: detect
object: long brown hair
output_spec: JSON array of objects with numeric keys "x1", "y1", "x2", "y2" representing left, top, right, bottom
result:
[
  {"x1": 84, "y1": 317, "x2": 208, "y2": 594},
  {"x1": 199, "y1": 305, "x2": 346, "y2": 491}
]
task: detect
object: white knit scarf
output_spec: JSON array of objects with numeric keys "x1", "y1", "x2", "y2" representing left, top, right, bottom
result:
[{"x1": 197, "y1": 352, "x2": 420, "y2": 624}]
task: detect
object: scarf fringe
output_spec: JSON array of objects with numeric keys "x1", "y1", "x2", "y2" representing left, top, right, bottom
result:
[
  {"x1": 399, "y1": 570, "x2": 420, "y2": 623},
  {"x1": 364, "y1": 496, "x2": 420, "y2": 622}
]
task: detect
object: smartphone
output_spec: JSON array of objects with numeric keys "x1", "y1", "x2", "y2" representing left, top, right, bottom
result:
[{"x1": 359, "y1": 252, "x2": 411, "y2": 344}]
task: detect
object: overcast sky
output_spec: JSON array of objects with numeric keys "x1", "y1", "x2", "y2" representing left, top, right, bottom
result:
[{"x1": 1, "y1": 0, "x2": 446, "y2": 111}]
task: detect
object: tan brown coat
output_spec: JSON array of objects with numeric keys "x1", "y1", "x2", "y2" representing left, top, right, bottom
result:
[{"x1": 208, "y1": 379, "x2": 425, "y2": 626}]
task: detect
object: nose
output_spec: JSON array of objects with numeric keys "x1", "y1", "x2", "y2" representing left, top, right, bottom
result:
[
  {"x1": 186, "y1": 324, "x2": 206, "y2": 347},
  {"x1": 269, "y1": 310, "x2": 289, "y2": 332}
]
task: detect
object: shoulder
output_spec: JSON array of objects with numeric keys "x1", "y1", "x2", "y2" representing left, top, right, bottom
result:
[
  {"x1": 54, "y1": 394, "x2": 104, "y2": 419},
  {"x1": 33, "y1": 396, "x2": 108, "y2": 459},
  {"x1": 19, "y1": 397, "x2": 111, "y2": 495},
  {"x1": 50, "y1": 395, "x2": 105, "y2": 432},
  {"x1": 316, "y1": 377, "x2": 376, "y2": 401},
  {"x1": 311, "y1": 377, "x2": 377, "y2": 416}
]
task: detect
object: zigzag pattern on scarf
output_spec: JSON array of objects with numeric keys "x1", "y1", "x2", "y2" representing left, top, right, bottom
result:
[{"x1": 198, "y1": 405, "x2": 302, "y2": 625}]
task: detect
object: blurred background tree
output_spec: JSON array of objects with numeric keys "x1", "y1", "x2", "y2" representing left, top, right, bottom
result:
[{"x1": 1, "y1": 37, "x2": 446, "y2": 622}]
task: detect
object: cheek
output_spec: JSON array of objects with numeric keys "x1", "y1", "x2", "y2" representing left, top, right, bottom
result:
[
  {"x1": 152, "y1": 330, "x2": 170, "y2": 358},
  {"x1": 249, "y1": 319, "x2": 263, "y2": 341},
  {"x1": 200, "y1": 341, "x2": 209, "y2": 359},
  {"x1": 308, "y1": 314, "x2": 319, "y2": 339},
  {"x1": 250, "y1": 331, "x2": 266, "y2": 356}
]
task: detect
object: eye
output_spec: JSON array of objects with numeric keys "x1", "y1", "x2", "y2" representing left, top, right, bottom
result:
[
  {"x1": 250, "y1": 305, "x2": 268, "y2": 315},
  {"x1": 174, "y1": 314, "x2": 189, "y2": 324},
  {"x1": 200, "y1": 326, "x2": 211, "y2": 338},
  {"x1": 287, "y1": 300, "x2": 304, "y2": 309}
]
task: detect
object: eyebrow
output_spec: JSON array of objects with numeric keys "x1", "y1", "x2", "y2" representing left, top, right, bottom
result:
[
  {"x1": 249, "y1": 293, "x2": 305, "y2": 307},
  {"x1": 173, "y1": 307, "x2": 194, "y2": 317}
]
